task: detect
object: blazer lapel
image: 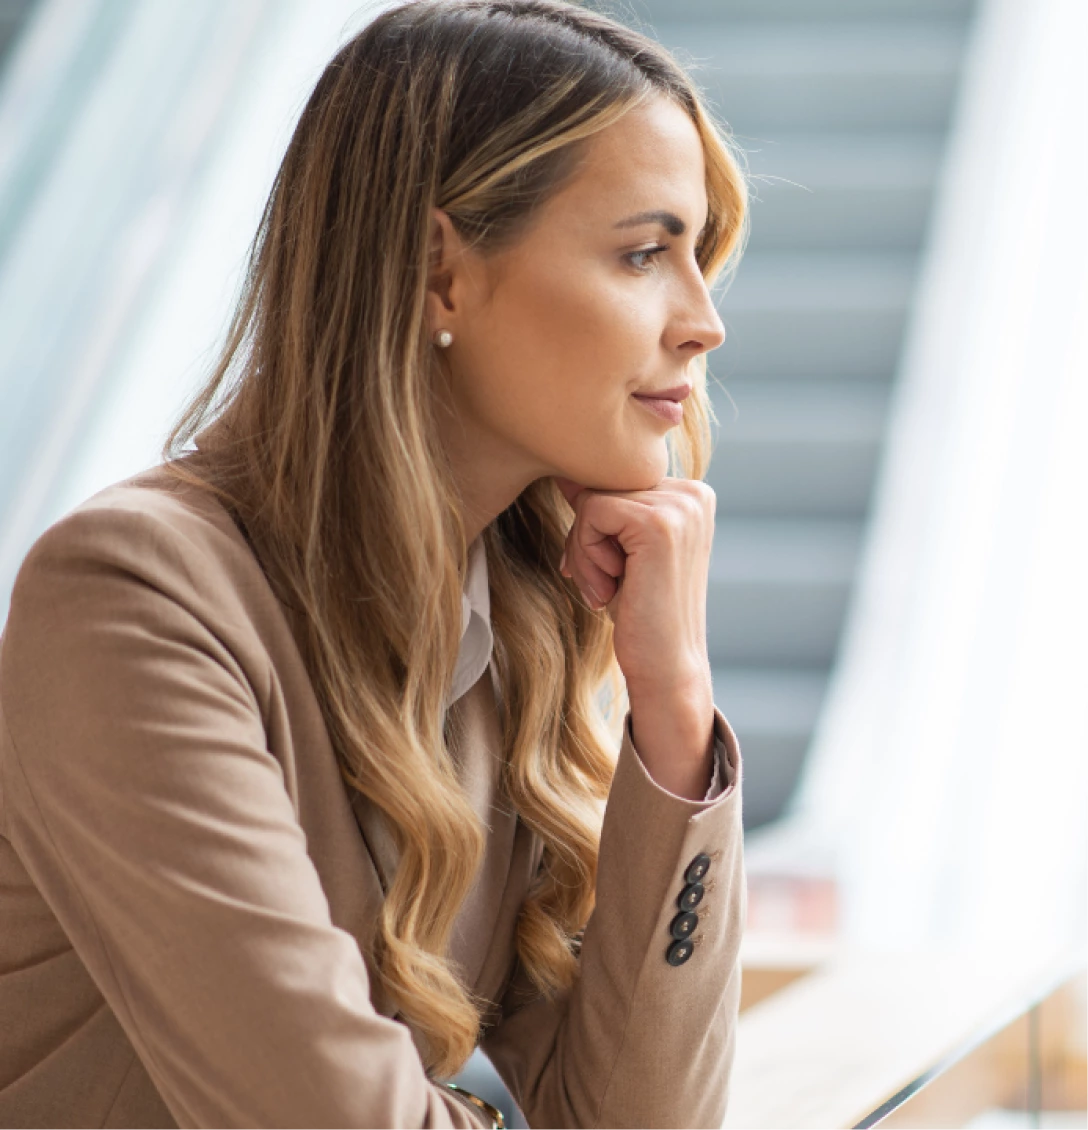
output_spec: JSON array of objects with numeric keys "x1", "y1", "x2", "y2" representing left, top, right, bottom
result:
[
  {"x1": 346, "y1": 662, "x2": 527, "y2": 1004},
  {"x1": 176, "y1": 473, "x2": 525, "y2": 1019},
  {"x1": 348, "y1": 788, "x2": 400, "y2": 897},
  {"x1": 445, "y1": 664, "x2": 519, "y2": 994}
]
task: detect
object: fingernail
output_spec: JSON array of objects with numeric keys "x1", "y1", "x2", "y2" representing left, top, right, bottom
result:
[
  {"x1": 581, "y1": 585, "x2": 602, "y2": 610},
  {"x1": 559, "y1": 549, "x2": 567, "y2": 575}
]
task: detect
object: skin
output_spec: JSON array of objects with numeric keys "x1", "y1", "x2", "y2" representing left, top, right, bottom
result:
[{"x1": 425, "y1": 95, "x2": 726, "y2": 800}]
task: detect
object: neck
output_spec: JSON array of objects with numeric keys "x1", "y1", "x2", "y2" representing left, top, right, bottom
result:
[
  {"x1": 436, "y1": 401, "x2": 547, "y2": 549},
  {"x1": 451, "y1": 451, "x2": 537, "y2": 548}
]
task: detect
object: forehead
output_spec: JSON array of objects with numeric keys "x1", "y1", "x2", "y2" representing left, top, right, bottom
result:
[{"x1": 538, "y1": 96, "x2": 708, "y2": 230}]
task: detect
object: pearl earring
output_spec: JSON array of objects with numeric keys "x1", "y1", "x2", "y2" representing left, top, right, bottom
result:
[{"x1": 434, "y1": 329, "x2": 453, "y2": 348}]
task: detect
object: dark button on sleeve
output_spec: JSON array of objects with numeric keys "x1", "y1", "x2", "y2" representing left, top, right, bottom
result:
[
  {"x1": 677, "y1": 882, "x2": 705, "y2": 912},
  {"x1": 669, "y1": 910, "x2": 698, "y2": 940},
  {"x1": 684, "y1": 852, "x2": 712, "y2": 885},
  {"x1": 666, "y1": 938, "x2": 694, "y2": 966}
]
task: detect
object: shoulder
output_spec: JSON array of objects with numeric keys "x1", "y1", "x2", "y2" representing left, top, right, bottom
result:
[
  {"x1": 0, "y1": 465, "x2": 286, "y2": 775},
  {"x1": 14, "y1": 465, "x2": 240, "y2": 585},
  {"x1": 7, "y1": 464, "x2": 262, "y2": 633},
  {"x1": 0, "y1": 464, "x2": 288, "y2": 727}
]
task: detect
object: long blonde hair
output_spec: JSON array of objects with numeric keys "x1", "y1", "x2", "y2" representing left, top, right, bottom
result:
[{"x1": 161, "y1": 0, "x2": 747, "y2": 1079}]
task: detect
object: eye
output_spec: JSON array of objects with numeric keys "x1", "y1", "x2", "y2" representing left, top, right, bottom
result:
[{"x1": 624, "y1": 244, "x2": 669, "y2": 273}]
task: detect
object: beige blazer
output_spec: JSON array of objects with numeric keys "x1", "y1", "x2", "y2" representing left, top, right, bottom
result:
[{"x1": 0, "y1": 463, "x2": 746, "y2": 1129}]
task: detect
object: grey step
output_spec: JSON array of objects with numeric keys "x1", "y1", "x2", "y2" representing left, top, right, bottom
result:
[
  {"x1": 634, "y1": 0, "x2": 974, "y2": 22},
  {"x1": 742, "y1": 133, "x2": 943, "y2": 251},
  {"x1": 706, "y1": 379, "x2": 889, "y2": 517},
  {"x1": 651, "y1": 23, "x2": 968, "y2": 132},
  {"x1": 711, "y1": 666, "x2": 827, "y2": 828},
  {"x1": 715, "y1": 252, "x2": 915, "y2": 381},
  {"x1": 707, "y1": 519, "x2": 861, "y2": 665}
]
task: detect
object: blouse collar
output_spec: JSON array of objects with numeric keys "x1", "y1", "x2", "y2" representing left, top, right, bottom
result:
[{"x1": 449, "y1": 534, "x2": 493, "y2": 708}]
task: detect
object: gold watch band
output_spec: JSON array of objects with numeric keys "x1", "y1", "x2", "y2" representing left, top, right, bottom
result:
[{"x1": 443, "y1": 1081, "x2": 506, "y2": 1129}]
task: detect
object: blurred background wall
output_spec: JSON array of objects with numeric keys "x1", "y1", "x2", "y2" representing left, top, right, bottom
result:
[{"x1": 774, "y1": 0, "x2": 1087, "y2": 958}]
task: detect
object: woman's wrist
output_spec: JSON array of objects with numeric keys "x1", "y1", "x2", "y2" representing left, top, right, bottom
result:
[{"x1": 627, "y1": 674, "x2": 716, "y2": 800}]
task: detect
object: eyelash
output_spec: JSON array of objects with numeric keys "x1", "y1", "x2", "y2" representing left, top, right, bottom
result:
[{"x1": 625, "y1": 244, "x2": 669, "y2": 273}]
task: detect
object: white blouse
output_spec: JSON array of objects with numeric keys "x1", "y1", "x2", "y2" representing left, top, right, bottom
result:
[{"x1": 450, "y1": 536, "x2": 727, "y2": 800}]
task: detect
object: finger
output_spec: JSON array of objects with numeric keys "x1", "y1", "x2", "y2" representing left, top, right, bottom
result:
[
  {"x1": 563, "y1": 492, "x2": 626, "y2": 593},
  {"x1": 581, "y1": 532, "x2": 626, "y2": 578},
  {"x1": 568, "y1": 556, "x2": 617, "y2": 608},
  {"x1": 561, "y1": 532, "x2": 619, "y2": 607},
  {"x1": 576, "y1": 476, "x2": 685, "y2": 507},
  {"x1": 574, "y1": 494, "x2": 657, "y2": 556}
]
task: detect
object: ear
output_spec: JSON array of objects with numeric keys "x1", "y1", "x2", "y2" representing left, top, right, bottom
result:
[{"x1": 425, "y1": 208, "x2": 470, "y2": 335}]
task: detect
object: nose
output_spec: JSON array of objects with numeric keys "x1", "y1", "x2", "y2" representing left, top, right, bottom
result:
[{"x1": 668, "y1": 272, "x2": 726, "y2": 357}]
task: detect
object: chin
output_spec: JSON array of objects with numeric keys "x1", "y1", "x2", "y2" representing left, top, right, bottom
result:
[{"x1": 588, "y1": 444, "x2": 670, "y2": 493}]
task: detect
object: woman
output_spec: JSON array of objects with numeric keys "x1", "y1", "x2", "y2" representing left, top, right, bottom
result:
[{"x1": 0, "y1": 1, "x2": 748, "y2": 1126}]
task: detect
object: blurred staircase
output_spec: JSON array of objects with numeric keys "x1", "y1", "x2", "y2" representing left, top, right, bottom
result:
[{"x1": 628, "y1": 0, "x2": 978, "y2": 828}]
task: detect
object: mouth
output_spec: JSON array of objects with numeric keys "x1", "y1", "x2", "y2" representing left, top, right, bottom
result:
[
  {"x1": 631, "y1": 382, "x2": 690, "y2": 426},
  {"x1": 631, "y1": 394, "x2": 684, "y2": 425},
  {"x1": 635, "y1": 383, "x2": 692, "y2": 401}
]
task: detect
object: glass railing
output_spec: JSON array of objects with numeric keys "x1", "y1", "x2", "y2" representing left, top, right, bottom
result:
[
  {"x1": 732, "y1": 940, "x2": 1088, "y2": 1125},
  {"x1": 867, "y1": 953, "x2": 1088, "y2": 1130}
]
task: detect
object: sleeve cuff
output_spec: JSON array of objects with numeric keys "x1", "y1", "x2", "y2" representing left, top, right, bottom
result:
[
  {"x1": 703, "y1": 734, "x2": 729, "y2": 800},
  {"x1": 622, "y1": 704, "x2": 741, "y2": 808}
]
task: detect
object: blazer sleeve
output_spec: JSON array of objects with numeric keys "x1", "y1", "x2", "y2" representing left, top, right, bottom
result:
[
  {"x1": 0, "y1": 505, "x2": 487, "y2": 1129},
  {"x1": 480, "y1": 707, "x2": 746, "y2": 1130}
]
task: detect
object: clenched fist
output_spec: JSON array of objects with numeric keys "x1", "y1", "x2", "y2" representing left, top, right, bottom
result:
[{"x1": 554, "y1": 475, "x2": 718, "y2": 799}]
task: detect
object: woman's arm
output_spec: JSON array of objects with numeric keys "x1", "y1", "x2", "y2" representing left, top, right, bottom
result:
[
  {"x1": 481, "y1": 706, "x2": 745, "y2": 1129},
  {"x1": 0, "y1": 503, "x2": 486, "y2": 1129},
  {"x1": 485, "y1": 475, "x2": 745, "y2": 1127}
]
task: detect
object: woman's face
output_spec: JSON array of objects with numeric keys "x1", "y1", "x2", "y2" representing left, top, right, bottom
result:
[{"x1": 429, "y1": 94, "x2": 725, "y2": 517}]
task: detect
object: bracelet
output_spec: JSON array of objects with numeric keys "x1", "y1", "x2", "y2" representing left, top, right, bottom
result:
[{"x1": 443, "y1": 1081, "x2": 506, "y2": 1129}]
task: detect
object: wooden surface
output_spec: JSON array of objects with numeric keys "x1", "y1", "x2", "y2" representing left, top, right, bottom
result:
[
  {"x1": 740, "y1": 928, "x2": 841, "y2": 1010},
  {"x1": 724, "y1": 945, "x2": 1085, "y2": 1129}
]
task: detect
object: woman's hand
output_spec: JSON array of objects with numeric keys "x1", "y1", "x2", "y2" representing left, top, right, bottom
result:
[{"x1": 553, "y1": 475, "x2": 718, "y2": 799}]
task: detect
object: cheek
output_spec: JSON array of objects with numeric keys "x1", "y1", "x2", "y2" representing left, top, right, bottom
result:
[
  {"x1": 489, "y1": 266, "x2": 655, "y2": 411},
  {"x1": 454, "y1": 259, "x2": 670, "y2": 483}
]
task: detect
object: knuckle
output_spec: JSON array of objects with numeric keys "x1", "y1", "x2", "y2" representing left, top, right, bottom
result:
[
  {"x1": 647, "y1": 507, "x2": 674, "y2": 537},
  {"x1": 685, "y1": 479, "x2": 715, "y2": 511},
  {"x1": 670, "y1": 495, "x2": 700, "y2": 529},
  {"x1": 680, "y1": 482, "x2": 716, "y2": 532}
]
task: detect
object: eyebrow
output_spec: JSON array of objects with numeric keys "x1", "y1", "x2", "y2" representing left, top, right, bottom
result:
[{"x1": 613, "y1": 210, "x2": 709, "y2": 239}]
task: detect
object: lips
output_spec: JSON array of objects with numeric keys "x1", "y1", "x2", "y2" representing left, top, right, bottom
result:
[
  {"x1": 634, "y1": 383, "x2": 692, "y2": 402},
  {"x1": 631, "y1": 382, "x2": 690, "y2": 426},
  {"x1": 632, "y1": 394, "x2": 684, "y2": 425}
]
